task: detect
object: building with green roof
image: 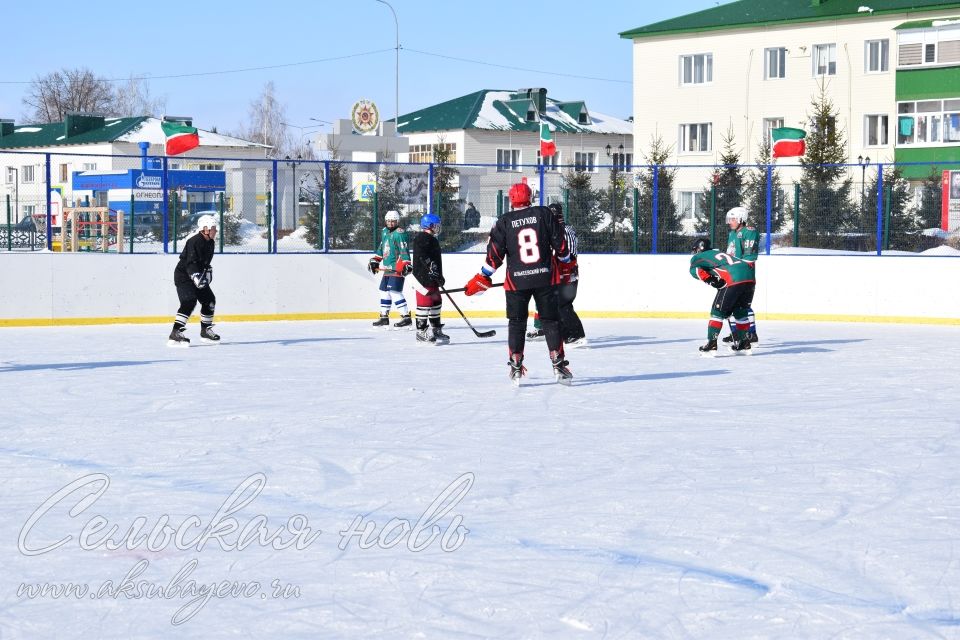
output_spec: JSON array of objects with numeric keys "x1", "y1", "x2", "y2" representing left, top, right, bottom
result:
[{"x1": 620, "y1": 0, "x2": 960, "y2": 227}]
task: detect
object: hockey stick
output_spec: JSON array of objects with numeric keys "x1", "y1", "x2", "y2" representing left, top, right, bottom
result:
[
  {"x1": 441, "y1": 282, "x2": 504, "y2": 295},
  {"x1": 440, "y1": 287, "x2": 497, "y2": 338}
]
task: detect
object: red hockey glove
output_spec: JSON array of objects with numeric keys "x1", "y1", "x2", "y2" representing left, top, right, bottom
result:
[
  {"x1": 465, "y1": 273, "x2": 493, "y2": 296},
  {"x1": 395, "y1": 258, "x2": 413, "y2": 276},
  {"x1": 557, "y1": 259, "x2": 576, "y2": 279},
  {"x1": 367, "y1": 256, "x2": 382, "y2": 274}
]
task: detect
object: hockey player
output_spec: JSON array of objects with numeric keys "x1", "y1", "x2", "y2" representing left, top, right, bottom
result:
[
  {"x1": 722, "y1": 206, "x2": 760, "y2": 343},
  {"x1": 690, "y1": 238, "x2": 756, "y2": 355},
  {"x1": 168, "y1": 215, "x2": 220, "y2": 346},
  {"x1": 368, "y1": 210, "x2": 412, "y2": 328},
  {"x1": 400, "y1": 213, "x2": 449, "y2": 345},
  {"x1": 526, "y1": 203, "x2": 585, "y2": 347},
  {"x1": 464, "y1": 181, "x2": 573, "y2": 385}
]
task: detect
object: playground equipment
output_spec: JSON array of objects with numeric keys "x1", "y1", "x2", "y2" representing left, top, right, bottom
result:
[{"x1": 60, "y1": 207, "x2": 124, "y2": 253}]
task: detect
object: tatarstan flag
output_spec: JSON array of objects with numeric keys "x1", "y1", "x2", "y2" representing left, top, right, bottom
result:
[
  {"x1": 771, "y1": 127, "x2": 806, "y2": 158},
  {"x1": 540, "y1": 123, "x2": 556, "y2": 157},
  {"x1": 161, "y1": 120, "x2": 200, "y2": 156}
]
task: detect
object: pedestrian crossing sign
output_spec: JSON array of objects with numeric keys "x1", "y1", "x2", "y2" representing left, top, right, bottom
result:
[{"x1": 359, "y1": 183, "x2": 376, "y2": 202}]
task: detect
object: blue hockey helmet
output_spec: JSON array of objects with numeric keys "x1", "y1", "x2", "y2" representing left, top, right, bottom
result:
[{"x1": 420, "y1": 213, "x2": 441, "y2": 231}]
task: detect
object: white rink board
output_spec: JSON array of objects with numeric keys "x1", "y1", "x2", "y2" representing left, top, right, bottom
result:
[{"x1": 0, "y1": 252, "x2": 958, "y2": 322}]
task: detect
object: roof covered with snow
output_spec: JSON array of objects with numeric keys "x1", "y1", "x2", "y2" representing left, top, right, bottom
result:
[
  {"x1": 0, "y1": 115, "x2": 264, "y2": 150},
  {"x1": 395, "y1": 89, "x2": 631, "y2": 136},
  {"x1": 620, "y1": 0, "x2": 960, "y2": 39}
]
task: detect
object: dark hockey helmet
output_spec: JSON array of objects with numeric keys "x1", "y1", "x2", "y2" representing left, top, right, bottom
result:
[
  {"x1": 692, "y1": 238, "x2": 711, "y2": 254},
  {"x1": 508, "y1": 182, "x2": 532, "y2": 207}
]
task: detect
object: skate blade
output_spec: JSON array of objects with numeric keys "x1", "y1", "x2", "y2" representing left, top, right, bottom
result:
[
  {"x1": 200, "y1": 338, "x2": 221, "y2": 345},
  {"x1": 555, "y1": 375, "x2": 573, "y2": 386},
  {"x1": 699, "y1": 351, "x2": 717, "y2": 358},
  {"x1": 565, "y1": 338, "x2": 588, "y2": 349},
  {"x1": 167, "y1": 340, "x2": 190, "y2": 348},
  {"x1": 511, "y1": 376, "x2": 522, "y2": 387}
]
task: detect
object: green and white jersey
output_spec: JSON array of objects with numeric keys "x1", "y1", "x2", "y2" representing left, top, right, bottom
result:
[
  {"x1": 690, "y1": 249, "x2": 756, "y2": 286},
  {"x1": 726, "y1": 225, "x2": 760, "y2": 266},
  {"x1": 376, "y1": 227, "x2": 410, "y2": 271}
]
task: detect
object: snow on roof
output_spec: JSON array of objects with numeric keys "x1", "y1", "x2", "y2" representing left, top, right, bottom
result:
[
  {"x1": 473, "y1": 91, "x2": 631, "y2": 134},
  {"x1": 117, "y1": 117, "x2": 267, "y2": 148}
]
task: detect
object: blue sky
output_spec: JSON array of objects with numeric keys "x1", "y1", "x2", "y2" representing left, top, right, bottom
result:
[{"x1": 0, "y1": 0, "x2": 724, "y2": 133}]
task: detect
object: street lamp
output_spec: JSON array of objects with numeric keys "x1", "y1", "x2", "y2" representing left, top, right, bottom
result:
[
  {"x1": 857, "y1": 154, "x2": 870, "y2": 210},
  {"x1": 375, "y1": 0, "x2": 400, "y2": 135},
  {"x1": 309, "y1": 118, "x2": 335, "y2": 158},
  {"x1": 8, "y1": 167, "x2": 19, "y2": 223}
]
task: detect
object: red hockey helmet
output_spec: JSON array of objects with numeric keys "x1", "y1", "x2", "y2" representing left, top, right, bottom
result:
[{"x1": 508, "y1": 182, "x2": 532, "y2": 207}]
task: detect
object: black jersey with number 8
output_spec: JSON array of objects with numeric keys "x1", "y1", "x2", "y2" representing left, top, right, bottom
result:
[{"x1": 484, "y1": 204, "x2": 569, "y2": 291}]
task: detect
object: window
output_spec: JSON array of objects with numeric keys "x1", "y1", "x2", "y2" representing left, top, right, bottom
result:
[
  {"x1": 497, "y1": 148, "x2": 521, "y2": 172},
  {"x1": 765, "y1": 47, "x2": 786, "y2": 79},
  {"x1": 537, "y1": 150, "x2": 559, "y2": 171},
  {"x1": 680, "y1": 53, "x2": 713, "y2": 85},
  {"x1": 574, "y1": 152, "x2": 596, "y2": 172},
  {"x1": 5, "y1": 167, "x2": 15, "y2": 184},
  {"x1": 409, "y1": 143, "x2": 457, "y2": 164},
  {"x1": 864, "y1": 114, "x2": 889, "y2": 146},
  {"x1": 678, "y1": 191, "x2": 703, "y2": 221},
  {"x1": 895, "y1": 99, "x2": 960, "y2": 145},
  {"x1": 82, "y1": 163, "x2": 96, "y2": 171},
  {"x1": 813, "y1": 43, "x2": 837, "y2": 76},
  {"x1": 680, "y1": 123, "x2": 712, "y2": 153},
  {"x1": 865, "y1": 39, "x2": 889, "y2": 73},
  {"x1": 925, "y1": 43, "x2": 937, "y2": 63},
  {"x1": 612, "y1": 152, "x2": 632, "y2": 171},
  {"x1": 59, "y1": 164, "x2": 68, "y2": 182},
  {"x1": 525, "y1": 108, "x2": 537, "y2": 122},
  {"x1": 763, "y1": 118, "x2": 784, "y2": 143},
  {"x1": 191, "y1": 162, "x2": 224, "y2": 171},
  {"x1": 22, "y1": 165, "x2": 35, "y2": 183},
  {"x1": 22, "y1": 204, "x2": 36, "y2": 219},
  {"x1": 578, "y1": 110, "x2": 589, "y2": 124}
]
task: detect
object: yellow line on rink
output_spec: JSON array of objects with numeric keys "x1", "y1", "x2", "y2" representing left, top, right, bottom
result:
[{"x1": 1, "y1": 310, "x2": 958, "y2": 327}]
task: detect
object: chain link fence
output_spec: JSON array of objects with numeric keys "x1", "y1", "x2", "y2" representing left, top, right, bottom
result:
[{"x1": 1, "y1": 151, "x2": 958, "y2": 255}]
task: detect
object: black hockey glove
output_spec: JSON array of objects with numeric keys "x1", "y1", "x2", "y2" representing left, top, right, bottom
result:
[
  {"x1": 707, "y1": 275, "x2": 725, "y2": 289},
  {"x1": 204, "y1": 267, "x2": 213, "y2": 285},
  {"x1": 191, "y1": 272, "x2": 208, "y2": 289},
  {"x1": 367, "y1": 257, "x2": 381, "y2": 274},
  {"x1": 428, "y1": 262, "x2": 444, "y2": 287}
]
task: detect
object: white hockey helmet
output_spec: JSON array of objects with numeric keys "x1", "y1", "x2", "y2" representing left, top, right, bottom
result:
[
  {"x1": 196, "y1": 214, "x2": 218, "y2": 231},
  {"x1": 725, "y1": 206, "x2": 748, "y2": 225},
  {"x1": 384, "y1": 210, "x2": 401, "y2": 224}
]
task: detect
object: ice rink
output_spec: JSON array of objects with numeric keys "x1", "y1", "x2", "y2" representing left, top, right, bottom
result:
[{"x1": 2, "y1": 318, "x2": 960, "y2": 638}]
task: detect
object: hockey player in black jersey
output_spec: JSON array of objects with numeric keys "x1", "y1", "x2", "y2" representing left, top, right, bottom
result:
[
  {"x1": 464, "y1": 181, "x2": 573, "y2": 385},
  {"x1": 398, "y1": 213, "x2": 449, "y2": 345},
  {"x1": 168, "y1": 215, "x2": 220, "y2": 346}
]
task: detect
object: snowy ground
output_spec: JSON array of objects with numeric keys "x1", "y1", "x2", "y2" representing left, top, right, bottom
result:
[{"x1": 1, "y1": 318, "x2": 960, "y2": 639}]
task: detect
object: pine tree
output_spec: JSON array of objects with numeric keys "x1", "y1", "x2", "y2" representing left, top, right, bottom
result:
[
  {"x1": 321, "y1": 149, "x2": 359, "y2": 250},
  {"x1": 598, "y1": 166, "x2": 634, "y2": 253},
  {"x1": 635, "y1": 135, "x2": 682, "y2": 252},
  {"x1": 561, "y1": 170, "x2": 603, "y2": 251},
  {"x1": 915, "y1": 168, "x2": 944, "y2": 230},
  {"x1": 744, "y1": 137, "x2": 786, "y2": 240},
  {"x1": 695, "y1": 127, "x2": 743, "y2": 247},
  {"x1": 431, "y1": 141, "x2": 465, "y2": 250},
  {"x1": 864, "y1": 166, "x2": 918, "y2": 251},
  {"x1": 798, "y1": 83, "x2": 854, "y2": 249}
]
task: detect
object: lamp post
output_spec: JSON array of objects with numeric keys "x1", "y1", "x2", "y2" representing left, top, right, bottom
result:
[
  {"x1": 9, "y1": 167, "x2": 19, "y2": 223},
  {"x1": 857, "y1": 154, "x2": 870, "y2": 211},
  {"x1": 309, "y1": 118, "x2": 334, "y2": 158},
  {"x1": 375, "y1": 0, "x2": 399, "y2": 134}
]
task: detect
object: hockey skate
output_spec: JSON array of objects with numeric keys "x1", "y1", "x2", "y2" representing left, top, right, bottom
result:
[
  {"x1": 550, "y1": 351, "x2": 573, "y2": 386},
  {"x1": 508, "y1": 353, "x2": 526, "y2": 387},
  {"x1": 721, "y1": 334, "x2": 734, "y2": 343},
  {"x1": 432, "y1": 326, "x2": 450, "y2": 345},
  {"x1": 393, "y1": 314, "x2": 413, "y2": 329},
  {"x1": 748, "y1": 331, "x2": 759, "y2": 344},
  {"x1": 167, "y1": 327, "x2": 190, "y2": 347},
  {"x1": 698, "y1": 338, "x2": 718, "y2": 355},
  {"x1": 416, "y1": 325, "x2": 435, "y2": 344},
  {"x1": 200, "y1": 324, "x2": 220, "y2": 344},
  {"x1": 564, "y1": 335, "x2": 588, "y2": 349},
  {"x1": 526, "y1": 328, "x2": 545, "y2": 340},
  {"x1": 372, "y1": 314, "x2": 390, "y2": 327},
  {"x1": 731, "y1": 337, "x2": 753, "y2": 354}
]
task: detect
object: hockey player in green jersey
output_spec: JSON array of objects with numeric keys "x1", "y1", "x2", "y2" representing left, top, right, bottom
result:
[
  {"x1": 690, "y1": 238, "x2": 756, "y2": 355},
  {"x1": 367, "y1": 210, "x2": 413, "y2": 328},
  {"x1": 723, "y1": 206, "x2": 760, "y2": 344}
]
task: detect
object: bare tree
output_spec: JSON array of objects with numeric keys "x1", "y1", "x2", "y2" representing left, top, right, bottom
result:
[
  {"x1": 239, "y1": 82, "x2": 290, "y2": 157},
  {"x1": 112, "y1": 75, "x2": 167, "y2": 117},
  {"x1": 23, "y1": 68, "x2": 115, "y2": 123}
]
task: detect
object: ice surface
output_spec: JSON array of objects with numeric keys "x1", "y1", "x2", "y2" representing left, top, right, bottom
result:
[{"x1": 2, "y1": 319, "x2": 960, "y2": 638}]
